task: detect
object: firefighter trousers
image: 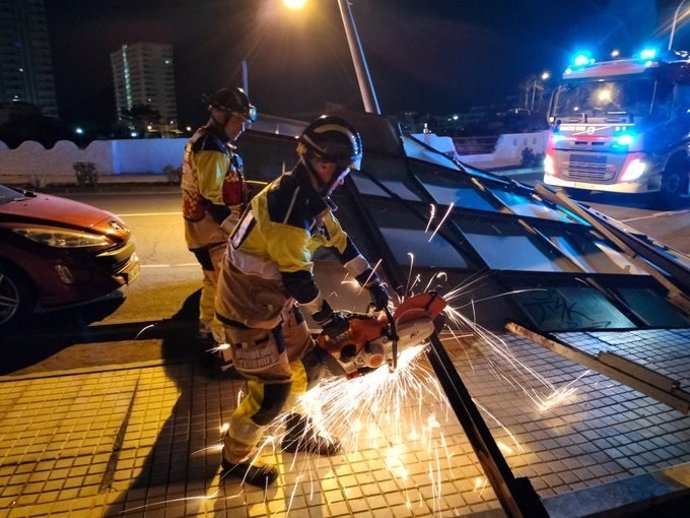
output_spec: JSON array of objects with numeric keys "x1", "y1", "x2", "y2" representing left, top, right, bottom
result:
[
  {"x1": 221, "y1": 305, "x2": 326, "y2": 463},
  {"x1": 193, "y1": 243, "x2": 226, "y2": 345}
]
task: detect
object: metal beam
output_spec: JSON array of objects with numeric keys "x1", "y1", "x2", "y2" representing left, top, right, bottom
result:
[
  {"x1": 425, "y1": 333, "x2": 550, "y2": 518},
  {"x1": 534, "y1": 184, "x2": 690, "y2": 314},
  {"x1": 506, "y1": 321, "x2": 690, "y2": 414}
]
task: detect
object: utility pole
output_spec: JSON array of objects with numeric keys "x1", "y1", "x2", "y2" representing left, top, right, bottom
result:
[{"x1": 337, "y1": 0, "x2": 380, "y2": 114}]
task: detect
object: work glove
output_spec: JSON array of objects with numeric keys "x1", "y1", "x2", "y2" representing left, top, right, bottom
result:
[
  {"x1": 368, "y1": 282, "x2": 389, "y2": 311},
  {"x1": 355, "y1": 268, "x2": 390, "y2": 311},
  {"x1": 312, "y1": 301, "x2": 349, "y2": 339}
]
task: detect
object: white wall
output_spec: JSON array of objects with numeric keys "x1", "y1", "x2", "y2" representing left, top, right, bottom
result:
[
  {"x1": 412, "y1": 130, "x2": 548, "y2": 170},
  {"x1": 110, "y1": 138, "x2": 186, "y2": 174},
  {"x1": 0, "y1": 138, "x2": 187, "y2": 185},
  {"x1": 458, "y1": 131, "x2": 548, "y2": 169},
  {"x1": 0, "y1": 129, "x2": 549, "y2": 186}
]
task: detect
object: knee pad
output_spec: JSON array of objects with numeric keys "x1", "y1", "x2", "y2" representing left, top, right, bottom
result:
[
  {"x1": 192, "y1": 247, "x2": 214, "y2": 271},
  {"x1": 251, "y1": 382, "x2": 291, "y2": 426}
]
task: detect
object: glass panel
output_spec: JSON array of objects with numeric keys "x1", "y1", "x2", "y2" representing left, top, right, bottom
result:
[
  {"x1": 616, "y1": 288, "x2": 690, "y2": 327},
  {"x1": 465, "y1": 232, "x2": 563, "y2": 271},
  {"x1": 350, "y1": 173, "x2": 422, "y2": 201},
  {"x1": 492, "y1": 189, "x2": 587, "y2": 224},
  {"x1": 592, "y1": 241, "x2": 649, "y2": 275},
  {"x1": 402, "y1": 135, "x2": 461, "y2": 169},
  {"x1": 423, "y1": 183, "x2": 497, "y2": 210},
  {"x1": 410, "y1": 161, "x2": 502, "y2": 211},
  {"x1": 351, "y1": 155, "x2": 425, "y2": 202},
  {"x1": 511, "y1": 285, "x2": 636, "y2": 331},
  {"x1": 545, "y1": 231, "x2": 648, "y2": 274},
  {"x1": 380, "y1": 227, "x2": 471, "y2": 268},
  {"x1": 459, "y1": 220, "x2": 578, "y2": 272}
]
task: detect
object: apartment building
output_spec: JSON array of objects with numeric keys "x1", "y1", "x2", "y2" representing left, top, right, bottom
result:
[
  {"x1": 110, "y1": 42, "x2": 178, "y2": 128},
  {"x1": 0, "y1": 0, "x2": 58, "y2": 117}
]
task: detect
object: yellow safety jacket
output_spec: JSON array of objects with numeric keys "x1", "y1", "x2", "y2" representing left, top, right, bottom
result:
[
  {"x1": 181, "y1": 125, "x2": 248, "y2": 250},
  {"x1": 217, "y1": 163, "x2": 371, "y2": 325}
]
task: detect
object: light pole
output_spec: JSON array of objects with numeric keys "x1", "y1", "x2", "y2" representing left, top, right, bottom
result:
[
  {"x1": 530, "y1": 71, "x2": 550, "y2": 113},
  {"x1": 282, "y1": 0, "x2": 380, "y2": 114},
  {"x1": 336, "y1": 0, "x2": 380, "y2": 114},
  {"x1": 669, "y1": 0, "x2": 688, "y2": 51}
]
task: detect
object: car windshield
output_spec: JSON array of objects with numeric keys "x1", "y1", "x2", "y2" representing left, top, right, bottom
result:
[
  {"x1": 552, "y1": 77, "x2": 658, "y2": 120},
  {"x1": 0, "y1": 184, "x2": 27, "y2": 204}
]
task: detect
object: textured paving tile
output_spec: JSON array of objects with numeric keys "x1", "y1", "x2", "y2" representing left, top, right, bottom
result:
[{"x1": 1, "y1": 330, "x2": 690, "y2": 516}]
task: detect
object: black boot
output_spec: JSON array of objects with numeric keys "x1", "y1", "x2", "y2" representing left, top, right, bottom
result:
[
  {"x1": 281, "y1": 413, "x2": 342, "y2": 455},
  {"x1": 221, "y1": 457, "x2": 279, "y2": 487}
]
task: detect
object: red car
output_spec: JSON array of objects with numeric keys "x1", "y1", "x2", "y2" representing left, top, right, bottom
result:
[{"x1": 0, "y1": 184, "x2": 139, "y2": 329}]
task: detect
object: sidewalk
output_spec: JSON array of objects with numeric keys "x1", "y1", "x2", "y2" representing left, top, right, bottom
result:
[
  {"x1": 0, "y1": 173, "x2": 172, "y2": 190},
  {"x1": 2, "y1": 330, "x2": 690, "y2": 517}
]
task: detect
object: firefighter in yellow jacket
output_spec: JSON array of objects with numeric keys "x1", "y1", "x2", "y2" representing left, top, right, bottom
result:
[
  {"x1": 181, "y1": 87, "x2": 256, "y2": 354},
  {"x1": 215, "y1": 116, "x2": 389, "y2": 486}
]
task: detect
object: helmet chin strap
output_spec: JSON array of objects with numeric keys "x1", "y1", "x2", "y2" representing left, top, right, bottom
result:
[
  {"x1": 301, "y1": 155, "x2": 336, "y2": 196},
  {"x1": 208, "y1": 110, "x2": 232, "y2": 140}
]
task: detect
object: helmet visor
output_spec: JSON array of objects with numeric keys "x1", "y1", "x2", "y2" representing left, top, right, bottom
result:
[
  {"x1": 314, "y1": 142, "x2": 361, "y2": 171},
  {"x1": 211, "y1": 100, "x2": 257, "y2": 122},
  {"x1": 244, "y1": 104, "x2": 257, "y2": 123}
]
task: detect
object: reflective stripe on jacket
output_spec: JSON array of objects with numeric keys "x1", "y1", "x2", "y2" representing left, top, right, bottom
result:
[{"x1": 181, "y1": 126, "x2": 247, "y2": 250}]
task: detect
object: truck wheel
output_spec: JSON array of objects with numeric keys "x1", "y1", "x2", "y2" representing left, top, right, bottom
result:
[
  {"x1": 0, "y1": 262, "x2": 35, "y2": 331},
  {"x1": 661, "y1": 161, "x2": 688, "y2": 209}
]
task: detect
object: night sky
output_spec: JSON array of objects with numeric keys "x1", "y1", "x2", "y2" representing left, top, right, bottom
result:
[{"x1": 43, "y1": 0, "x2": 687, "y2": 127}]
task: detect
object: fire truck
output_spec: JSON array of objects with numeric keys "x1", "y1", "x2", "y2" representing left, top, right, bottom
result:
[{"x1": 543, "y1": 48, "x2": 690, "y2": 207}]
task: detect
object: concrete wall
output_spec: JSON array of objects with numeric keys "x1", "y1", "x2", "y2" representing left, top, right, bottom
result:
[
  {"x1": 413, "y1": 130, "x2": 548, "y2": 170},
  {"x1": 458, "y1": 130, "x2": 548, "y2": 169},
  {"x1": 0, "y1": 128, "x2": 549, "y2": 186},
  {"x1": 0, "y1": 138, "x2": 186, "y2": 185},
  {"x1": 0, "y1": 114, "x2": 301, "y2": 186}
]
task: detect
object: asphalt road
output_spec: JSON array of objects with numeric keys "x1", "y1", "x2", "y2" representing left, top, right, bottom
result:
[{"x1": 2, "y1": 182, "x2": 689, "y2": 376}]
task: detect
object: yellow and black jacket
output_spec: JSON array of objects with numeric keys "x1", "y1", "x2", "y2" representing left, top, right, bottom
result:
[
  {"x1": 216, "y1": 162, "x2": 371, "y2": 326},
  {"x1": 181, "y1": 125, "x2": 248, "y2": 251}
]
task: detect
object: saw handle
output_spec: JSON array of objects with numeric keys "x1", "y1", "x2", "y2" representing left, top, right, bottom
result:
[{"x1": 383, "y1": 306, "x2": 399, "y2": 371}]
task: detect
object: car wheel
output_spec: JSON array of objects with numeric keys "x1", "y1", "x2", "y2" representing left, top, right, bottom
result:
[
  {"x1": 661, "y1": 160, "x2": 688, "y2": 209},
  {"x1": 0, "y1": 262, "x2": 35, "y2": 330}
]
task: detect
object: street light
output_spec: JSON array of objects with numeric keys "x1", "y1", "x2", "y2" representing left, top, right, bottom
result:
[
  {"x1": 282, "y1": 0, "x2": 380, "y2": 114},
  {"x1": 530, "y1": 71, "x2": 550, "y2": 113}
]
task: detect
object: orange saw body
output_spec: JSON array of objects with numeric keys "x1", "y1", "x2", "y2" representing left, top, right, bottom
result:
[{"x1": 316, "y1": 292, "x2": 447, "y2": 378}]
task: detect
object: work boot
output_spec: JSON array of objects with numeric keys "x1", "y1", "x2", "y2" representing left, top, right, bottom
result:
[
  {"x1": 221, "y1": 457, "x2": 279, "y2": 487},
  {"x1": 281, "y1": 413, "x2": 342, "y2": 455}
]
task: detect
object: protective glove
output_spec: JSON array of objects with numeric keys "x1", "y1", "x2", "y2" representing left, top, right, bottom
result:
[
  {"x1": 368, "y1": 282, "x2": 389, "y2": 311},
  {"x1": 355, "y1": 268, "x2": 390, "y2": 311},
  {"x1": 312, "y1": 301, "x2": 349, "y2": 339}
]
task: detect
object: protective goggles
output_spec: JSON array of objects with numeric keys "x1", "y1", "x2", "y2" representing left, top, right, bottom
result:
[{"x1": 214, "y1": 103, "x2": 257, "y2": 123}]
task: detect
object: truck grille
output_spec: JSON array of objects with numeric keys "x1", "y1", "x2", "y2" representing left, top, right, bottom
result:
[{"x1": 565, "y1": 154, "x2": 613, "y2": 181}]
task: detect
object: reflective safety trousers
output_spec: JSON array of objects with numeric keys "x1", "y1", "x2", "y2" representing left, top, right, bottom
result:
[{"x1": 218, "y1": 261, "x2": 327, "y2": 462}]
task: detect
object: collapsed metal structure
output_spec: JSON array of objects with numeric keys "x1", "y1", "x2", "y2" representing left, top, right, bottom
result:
[{"x1": 240, "y1": 112, "x2": 690, "y2": 517}]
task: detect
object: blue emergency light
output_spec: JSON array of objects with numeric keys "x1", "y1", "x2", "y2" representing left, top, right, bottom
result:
[
  {"x1": 639, "y1": 48, "x2": 657, "y2": 60},
  {"x1": 572, "y1": 52, "x2": 594, "y2": 67},
  {"x1": 613, "y1": 130, "x2": 636, "y2": 148}
]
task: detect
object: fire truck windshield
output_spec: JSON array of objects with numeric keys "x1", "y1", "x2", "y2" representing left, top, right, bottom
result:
[{"x1": 552, "y1": 77, "x2": 658, "y2": 121}]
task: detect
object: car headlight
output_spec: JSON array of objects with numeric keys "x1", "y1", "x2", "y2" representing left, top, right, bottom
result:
[{"x1": 13, "y1": 227, "x2": 114, "y2": 248}]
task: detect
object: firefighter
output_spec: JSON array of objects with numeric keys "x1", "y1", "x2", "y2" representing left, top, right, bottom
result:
[
  {"x1": 215, "y1": 115, "x2": 389, "y2": 486},
  {"x1": 180, "y1": 87, "x2": 256, "y2": 365}
]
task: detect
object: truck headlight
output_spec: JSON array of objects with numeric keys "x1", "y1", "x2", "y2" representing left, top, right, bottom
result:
[
  {"x1": 544, "y1": 155, "x2": 555, "y2": 176},
  {"x1": 620, "y1": 158, "x2": 646, "y2": 182}
]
